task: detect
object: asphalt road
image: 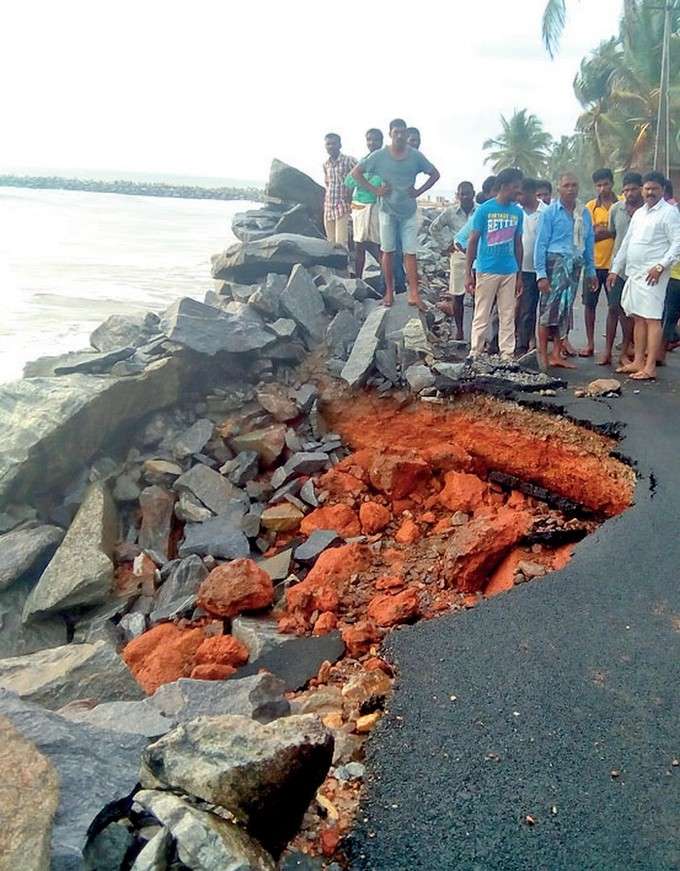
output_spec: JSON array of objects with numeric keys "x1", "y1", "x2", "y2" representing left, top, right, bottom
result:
[{"x1": 346, "y1": 309, "x2": 680, "y2": 870}]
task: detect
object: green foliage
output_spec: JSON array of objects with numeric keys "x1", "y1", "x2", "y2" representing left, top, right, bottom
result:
[{"x1": 482, "y1": 109, "x2": 553, "y2": 178}]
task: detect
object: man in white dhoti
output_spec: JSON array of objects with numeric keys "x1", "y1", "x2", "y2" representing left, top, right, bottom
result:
[{"x1": 607, "y1": 171, "x2": 680, "y2": 380}]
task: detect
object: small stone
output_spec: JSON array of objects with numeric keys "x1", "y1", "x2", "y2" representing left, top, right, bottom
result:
[
  {"x1": 294, "y1": 530, "x2": 342, "y2": 563},
  {"x1": 197, "y1": 558, "x2": 274, "y2": 618},
  {"x1": 174, "y1": 491, "x2": 213, "y2": 523},
  {"x1": 178, "y1": 514, "x2": 250, "y2": 560},
  {"x1": 220, "y1": 450, "x2": 260, "y2": 486},
  {"x1": 261, "y1": 503, "x2": 304, "y2": 532},
  {"x1": 367, "y1": 588, "x2": 419, "y2": 627},
  {"x1": 172, "y1": 418, "x2": 214, "y2": 459},
  {"x1": 587, "y1": 378, "x2": 621, "y2": 396},
  {"x1": 405, "y1": 363, "x2": 435, "y2": 392},
  {"x1": 173, "y1": 464, "x2": 247, "y2": 515},
  {"x1": 139, "y1": 485, "x2": 175, "y2": 560},
  {"x1": 355, "y1": 711, "x2": 381, "y2": 733},
  {"x1": 268, "y1": 318, "x2": 297, "y2": 339},
  {"x1": 293, "y1": 383, "x2": 318, "y2": 413},
  {"x1": 257, "y1": 548, "x2": 292, "y2": 581},
  {"x1": 231, "y1": 424, "x2": 287, "y2": 467},
  {"x1": 300, "y1": 479, "x2": 318, "y2": 507},
  {"x1": 359, "y1": 502, "x2": 391, "y2": 535},
  {"x1": 0, "y1": 524, "x2": 64, "y2": 591},
  {"x1": 119, "y1": 612, "x2": 147, "y2": 642},
  {"x1": 143, "y1": 459, "x2": 183, "y2": 486},
  {"x1": 516, "y1": 560, "x2": 547, "y2": 579}
]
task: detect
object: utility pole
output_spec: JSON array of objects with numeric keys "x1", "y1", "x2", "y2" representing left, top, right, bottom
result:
[{"x1": 653, "y1": 2, "x2": 674, "y2": 177}]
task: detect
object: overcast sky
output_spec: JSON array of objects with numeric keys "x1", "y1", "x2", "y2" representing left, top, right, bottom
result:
[{"x1": 3, "y1": 0, "x2": 624, "y2": 191}]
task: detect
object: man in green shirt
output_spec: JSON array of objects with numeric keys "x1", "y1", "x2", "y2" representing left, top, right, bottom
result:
[{"x1": 345, "y1": 128, "x2": 383, "y2": 279}]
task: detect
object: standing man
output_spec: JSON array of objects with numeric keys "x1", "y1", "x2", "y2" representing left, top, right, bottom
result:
[
  {"x1": 322, "y1": 133, "x2": 356, "y2": 248},
  {"x1": 515, "y1": 178, "x2": 547, "y2": 356},
  {"x1": 598, "y1": 171, "x2": 643, "y2": 366},
  {"x1": 345, "y1": 128, "x2": 383, "y2": 279},
  {"x1": 406, "y1": 127, "x2": 421, "y2": 150},
  {"x1": 534, "y1": 172, "x2": 596, "y2": 371},
  {"x1": 351, "y1": 118, "x2": 440, "y2": 309},
  {"x1": 536, "y1": 180, "x2": 553, "y2": 207},
  {"x1": 430, "y1": 181, "x2": 477, "y2": 340},
  {"x1": 465, "y1": 167, "x2": 524, "y2": 360},
  {"x1": 607, "y1": 171, "x2": 680, "y2": 380},
  {"x1": 476, "y1": 176, "x2": 497, "y2": 205},
  {"x1": 581, "y1": 169, "x2": 618, "y2": 357}
]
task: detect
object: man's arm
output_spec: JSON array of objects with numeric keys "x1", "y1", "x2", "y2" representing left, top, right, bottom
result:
[
  {"x1": 659, "y1": 207, "x2": 680, "y2": 268},
  {"x1": 465, "y1": 229, "x2": 480, "y2": 293},
  {"x1": 583, "y1": 210, "x2": 596, "y2": 278},
  {"x1": 430, "y1": 207, "x2": 453, "y2": 251},
  {"x1": 514, "y1": 230, "x2": 524, "y2": 296},
  {"x1": 351, "y1": 164, "x2": 388, "y2": 198},
  {"x1": 610, "y1": 217, "x2": 632, "y2": 277},
  {"x1": 534, "y1": 210, "x2": 550, "y2": 281},
  {"x1": 413, "y1": 166, "x2": 441, "y2": 198}
]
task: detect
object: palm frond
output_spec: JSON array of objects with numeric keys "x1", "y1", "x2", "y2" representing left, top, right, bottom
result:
[{"x1": 542, "y1": 0, "x2": 567, "y2": 58}]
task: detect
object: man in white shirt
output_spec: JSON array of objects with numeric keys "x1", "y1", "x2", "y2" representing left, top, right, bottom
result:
[
  {"x1": 608, "y1": 170, "x2": 680, "y2": 380},
  {"x1": 515, "y1": 178, "x2": 547, "y2": 356}
]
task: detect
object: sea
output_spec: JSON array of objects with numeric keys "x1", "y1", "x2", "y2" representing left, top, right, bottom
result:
[{"x1": 0, "y1": 186, "x2": 258, "y2": 383}]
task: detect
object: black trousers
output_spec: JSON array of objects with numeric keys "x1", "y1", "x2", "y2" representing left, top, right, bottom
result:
[
  {"x1": 662, "y1": 277, "x2": 680, "y2": 342},
  {"x1": 515, "y1": 271, "x2": 539, "y2": 354}
]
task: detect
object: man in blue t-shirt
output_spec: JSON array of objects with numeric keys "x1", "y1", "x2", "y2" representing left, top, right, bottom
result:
[
  {"x1": 465, "y1": 167, "x2": 524, "y2": 360},
  {"x1": 351, "y1": 118, "x2": 440, "y2": 309}
]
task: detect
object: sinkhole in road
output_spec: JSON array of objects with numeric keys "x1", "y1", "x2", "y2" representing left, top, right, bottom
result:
[{"x1": 278, "y1": 391, "x2": 635, "y2": 638}]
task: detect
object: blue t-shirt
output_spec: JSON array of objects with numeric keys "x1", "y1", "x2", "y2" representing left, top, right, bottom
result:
[
  {"x1": 358, "y1": 145, "x2": 436, "y2": 219},
  {"x1": 471, "y1": 198, "x2": 524, "y2": 275}
]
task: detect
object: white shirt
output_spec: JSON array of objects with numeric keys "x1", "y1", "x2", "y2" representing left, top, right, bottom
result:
[
  {"x1": 521, "y1": 200, "x2": 547, "y2": 272},
  {"x1": 612, "y1": 198, "x2": 680, "y2": 284}
]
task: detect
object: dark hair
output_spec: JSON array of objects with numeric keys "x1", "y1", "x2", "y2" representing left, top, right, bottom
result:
[
  {"x1": 406, "y1": 126, "x2": 420, "y2": 137},
  {"x1": 325, "y1": 132, "x2": 341, "y2": 142},
  {"x1": 496, "y1": 167, "x2": 524, "y2": 188},
  {"x1": 366, "y1": 128, "x2": 383, "y2": 140},
  {"x1": 457, "y1": 180, "x2": 474, "y2": 192},
  {"x1": 389, "y1": 118, "x2": 407, "y2": 131},
  {"x1": 664, "y1": 178, "x2": 674, "y2": 196},
  {"x1": 521, "y1": 177, "x2": 538, "y2": 194},
  {"x1": 536, "y1": 179, "x2": 552, "y2": 193},
  {"x1": 643, "y1": 171, "x2": 666, "y2": 187},
  {"x1": 481, "y1": 175, "x2": 497, "y2": 194},
  {"x1": 592, "y1": 168, "x2": 614, "y2": 183},
  {"x1": 622, "y1": 171, "x2": 643, "y2": 187}
]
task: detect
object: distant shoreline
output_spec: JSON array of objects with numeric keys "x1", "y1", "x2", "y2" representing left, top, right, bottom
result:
[{"x1": 0, "y1": 174, "x2": 264, "y2": 202}]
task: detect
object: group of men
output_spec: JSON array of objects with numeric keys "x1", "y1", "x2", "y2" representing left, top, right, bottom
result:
[{"x1": 321, "y1": 123, "x2": 680, "y2": 379}]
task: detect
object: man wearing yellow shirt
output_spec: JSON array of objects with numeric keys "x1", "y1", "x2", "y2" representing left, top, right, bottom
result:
[{"x1": 581, "y1": 168, "x2": 618, "y2": 357}]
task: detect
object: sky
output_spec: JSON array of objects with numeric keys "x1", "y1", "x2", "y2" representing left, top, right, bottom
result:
[{"x1": 3, "y1": 0, "x2": 625, "y2": 193}]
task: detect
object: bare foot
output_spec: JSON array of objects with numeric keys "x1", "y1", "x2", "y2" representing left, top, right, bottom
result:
[
  {"x1": 382, "y1": 297, "x2": 393, "y2": 308},
  {"x1": 563, "y1": 341, "x2": 577, "y2": 356},
  {"x1": 455, "y1": 332, "x2": 464, "y2": 341},
  {"x1": 436, "y1": 301, "x2": 454, "y2": 316},
  {"x1": 537, "y1": 351, "x2": 549, "y2": 373},
  {"x1": 578, "y1": 347, "x2": 594, "y2": 358},
  {"x1": 597, "y1": 353, "x2": 611, "y2": 365},
  {"x1": 407, "y1": 296, "x2": 427, "y2": 312},
  {"x1": 616, "y1": 362, "x2": 641, "y2": 374},
  {"x1": 549, "y1": 357, "x2": 577, "y2": 369},
  {"x1": 630, "y1": 369, "x2": 656, "y2": 381}
]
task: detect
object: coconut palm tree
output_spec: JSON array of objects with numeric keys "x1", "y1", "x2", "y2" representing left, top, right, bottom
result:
[
  {"x1": 542, "y1": 0, "x2": 567, "y2": 58},
  {"x1": 482, "y1": 110, "x2": 553, "y2": 177}
]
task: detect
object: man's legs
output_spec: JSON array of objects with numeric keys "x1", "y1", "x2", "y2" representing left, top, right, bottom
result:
[
  {"x1": 355, "y1": 242, "x2": 366, "y2": 280},
  {"x1": 515, "y1": 271, "x2": 539, "y2": 355},
  {"x1": 324, "y1": 216, "x2": 336, "y2": 244},
  {"x1": 452, "y1": 297, "x2": 464, "y2": 341},
  {"x1": 496, "y1": 274, "x2": 517, "y2": 360},
  {"x1": 378, "y1": 212, "x2": 397, "y2": 307},
  {"x1": 470, "y1": 274, "x2": 499, "y2": 357},
  {"x1": 635, "y1": 318, "x2": 663, "y2": 378},
  {"x1": 393, "y1": 238, "x2": 406, "y2": 292},
  {"x1": 600, "y1": 276, "x2": 631, "y2": 365},
  {"x1": 400, "y1": 213, "x2": 423, "y2": 308},
  {"x1": 619, "y1": 316, "x2": 648, "y2": 373},
  {"x1": 451, "y1": 252, "x2": 467, "y2": 340},
  {"x1": 581, "y1": 269, "x2": 607, "y2": 356}
]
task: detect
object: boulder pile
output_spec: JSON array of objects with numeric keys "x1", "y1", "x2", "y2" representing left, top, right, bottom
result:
[{"x1": 0, "y1": 159, "x2": 636, "y2": 869}]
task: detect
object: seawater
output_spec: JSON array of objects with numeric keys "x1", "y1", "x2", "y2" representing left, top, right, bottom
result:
[{"x1": 0, "y1": 188, "x2": 256, "y2": 383}]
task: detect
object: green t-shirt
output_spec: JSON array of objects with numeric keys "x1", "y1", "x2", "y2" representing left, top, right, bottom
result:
[{"x1": 345, "y1": 158, "x2": 382, "y2": 205}]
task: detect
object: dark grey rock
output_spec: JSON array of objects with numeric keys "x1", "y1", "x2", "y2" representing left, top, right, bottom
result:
[
  {"x1": 178, "y1": 514, "x2": 250, "y2": 560},
  {"x1": 276, "y1": 452, "x2": 329, "y2": 487},
  {"x1": 300, "y1": 480, "x2": 318, "y2": 507},
  {"x1": 58, "y1": 697, "x2": 174, "y2": 738},
  {"x1": 113, "y1": 472, "x2": 142, "y2": 502},
  {"x1": 173, "y1": 464, "x2": 247, "y2": 515},
  {"x1": 405, "y1": 363, "x2": 436, "y2": 392},
  {"x1": 0, "y1": 640, "x2": 144, "y2": 709},
  {"x1": 90, "y1": 313, "x2": 160, "y2": 353},
  {"x1": 293, "y1": 383, "x2": 318, "y2": 414},
  {"x1": 326, "y1": 310, "x2": 362, "y2": 359},
  {"x1": 249, "y1": 272, "x2": 287, "y2": 319},
  {"x1": 211, "y1": 233, "x2": 348, "y2": 284},
  {"x1": 149, "y1": 673, "x2": 290, "y2": 725},
  {"x1": 280, "y1": 265, "x2": 328, "y2": 345},
  {"x1": 139, "y1": 713, "x2": 333, "y2": 856},
  {"x1": 274, "y1": 203, "x2": 324, "y2": 238},
  {"x1": 234, "y1": 631, "x2": 345, "y2": 692},
  {"x1": 231, "y1": 424, "x2": 287, "y2": 466},
  {"x1": 318, "y1": 276, "x2": 357, "y2": 313},
  {"x1": 171, "y1": 418, "x2": 214, "y2": 459},
  {"x1": 0, "y1": 690, "x2": 148, "y2": 870},
  {"x1": 23, "y1": 482, "x2": 118, "y2": 621},
  {"x1": 0, "y1": 361, "x2": 184, "y2": 507},
  {"x1": 240, "y1": 508, "x2": 262, "y2": 539},
  {"x1": 129, "y1": 827, "x2": 171, "y2": 871},
  {"x1": 375, "y1": 346, "x2": 401, "y2": 385},
  {"x1": 54, "y1": 346, "x2": 136, "y2": 375},
  {"x1": 134, "y1": 790, "x2": 276, "y2": 870},
  {"x1": 433, "y1": 360, "x2": 467, "y2": 383},
  {"x1": 138, "y1": 485, "x2": 175, "y2": 561},
  {"x1": 119, "y1": 612, "x2": 146, "y2": 642},
  {"x1": 0, "y1": 577, "x2": 68, "y2": 658},
  {"x1": 267, "y1": 318, "x2": 297, "y2": 339},
  {"x1": 221, "y1": 451, "x2": 260, "y2": 486},
  {"x1": 160, "y1": 297, "x2": 276, "y2": 355},
  {"x1": 151, "y1": 555, "x2": 209, "y2": 624},
  {"x1": 83, "y1": 821, "x2": 135, "y2": 871},
  {"x1": 294, "y1": 530, "x2": 341, "y2": 563},
  {"x1": 0, "y1": 524, "x2": 64, "y2": 590},
  {"x1": 341, "y1": 306, "x2": 389, "y2": 387},
  {"x1": 266, "y1": 159, "x2": 325, "y2": 224},
  {"x1": 0, "y1": 504, "x2": 37, "y2": 534}
]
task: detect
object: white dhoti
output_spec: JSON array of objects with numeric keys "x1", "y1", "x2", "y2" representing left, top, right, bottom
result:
[
  {"x1": 621, "y1": 270, "x2": 669, "y2": 319},
  {"x1": 352, "y1": 202, "x2": 380, "y2": 244}
]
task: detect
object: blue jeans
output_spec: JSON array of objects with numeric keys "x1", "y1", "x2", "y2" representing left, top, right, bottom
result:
[{"x1": 378, "y1": 211, "x2": 419, "y2": 254}]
